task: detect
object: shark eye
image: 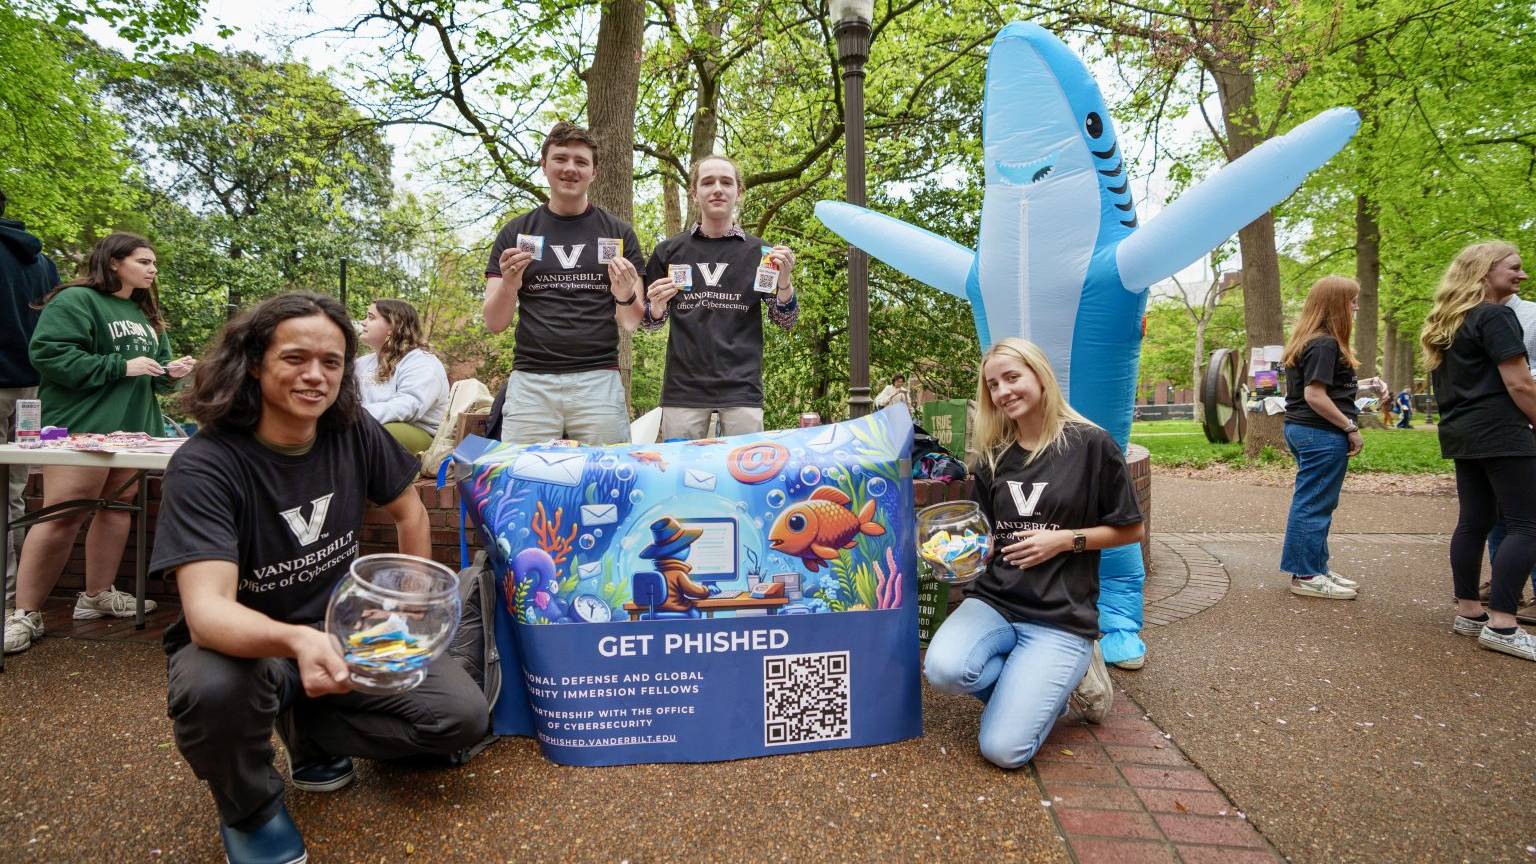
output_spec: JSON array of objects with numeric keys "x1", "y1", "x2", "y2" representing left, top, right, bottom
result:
[
  {"x1": 787, "y1": 514, "x2": 806, "y2": 532},
  {"x1": 1084, "y1": 112, "x2": 1104, "y2": 139}
]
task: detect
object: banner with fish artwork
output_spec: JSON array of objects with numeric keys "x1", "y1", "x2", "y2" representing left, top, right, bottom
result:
[{"x1": 451, "y1": 404, "x2": 922, "y2": 766}]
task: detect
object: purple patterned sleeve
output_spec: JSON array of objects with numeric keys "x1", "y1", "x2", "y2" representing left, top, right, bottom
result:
[{"x1": 767, "y1": 294, "x2": 799, "y2": 331}]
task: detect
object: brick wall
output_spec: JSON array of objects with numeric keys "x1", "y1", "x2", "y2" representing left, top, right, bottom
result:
[{"x1": 29, "y1": 449, "x2": 1154, "y2": 601}]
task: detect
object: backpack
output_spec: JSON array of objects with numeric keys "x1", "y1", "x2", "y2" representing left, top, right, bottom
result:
[
  {"x1": 445, "y1": 549, "x2": 502, "y2": 764},
  {"x1": 912, "y1": 422, "x2": 968, "y2": 482},
  {"x1": 420, "y1": 378, "x2": 494, "y2": 478}
]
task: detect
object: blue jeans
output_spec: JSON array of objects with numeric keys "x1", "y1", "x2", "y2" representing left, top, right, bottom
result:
[
  {"x1": 1281, "y1": 422, "x2": 1350, "y2": 577},
  {"x1": 923, "y1": 598, "x2": 1091, "y2": 769}
]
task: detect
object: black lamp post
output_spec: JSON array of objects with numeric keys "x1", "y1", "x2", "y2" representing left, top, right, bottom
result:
[{"x1": 832, "y1": 0, "x2": 873, "y2": 418}]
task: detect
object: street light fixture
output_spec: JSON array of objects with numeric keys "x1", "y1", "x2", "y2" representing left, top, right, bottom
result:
[{"x1": 831, "y1": 0, "x2": 873, "y2": 418}]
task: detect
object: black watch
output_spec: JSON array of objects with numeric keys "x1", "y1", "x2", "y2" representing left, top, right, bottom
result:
[{"x1": 1071, "y1": 532, "x2": 1086, "y2": 553}]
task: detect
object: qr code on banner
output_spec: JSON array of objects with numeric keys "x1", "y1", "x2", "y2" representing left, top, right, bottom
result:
[{"x1": 763, "y1": 651, "x2": 851, "y2": 746}]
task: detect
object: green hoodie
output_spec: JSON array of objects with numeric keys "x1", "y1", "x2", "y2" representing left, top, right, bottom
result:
[{"x1": 28, "y1": 285, "x2": 173, "y2": 434}]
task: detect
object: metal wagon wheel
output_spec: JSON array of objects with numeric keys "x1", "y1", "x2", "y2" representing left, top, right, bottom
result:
[{"x1": 1200, "y1": 347, "x2": 1247, "y2": 444}]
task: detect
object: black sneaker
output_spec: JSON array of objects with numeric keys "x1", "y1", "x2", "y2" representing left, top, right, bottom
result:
[
  {"x1": 289, "y1": 755, "x2": 355, "y2": 793},
  {"x1": 220, "y1": 803, "x2": 307, "y2": 864}
]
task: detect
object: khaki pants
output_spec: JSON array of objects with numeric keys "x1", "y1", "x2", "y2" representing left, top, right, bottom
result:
[
  {"x1": 660, "y1": 406, "x2": 764, "y2": 441},
  {"x1": 500, "y1": 369, "x2": 630, "y2": 446}
]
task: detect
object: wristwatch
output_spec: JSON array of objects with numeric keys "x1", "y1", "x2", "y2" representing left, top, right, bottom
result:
[
  {"x1": 1341, "y1": 422, "x2": 1359, "y2": 433},
  {"x1": 1071, "y1": 532, "x2": 1087, "y2": 553}
]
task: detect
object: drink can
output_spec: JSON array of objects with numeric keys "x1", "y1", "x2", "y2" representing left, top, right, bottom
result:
[{"x1": 15, "y1": 398, "x2": 41, "y2": 446}]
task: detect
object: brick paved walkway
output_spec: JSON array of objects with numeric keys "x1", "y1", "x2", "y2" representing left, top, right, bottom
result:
[{"x1": 1029, "y1": 690, "x2": 1281, "y2": 864}]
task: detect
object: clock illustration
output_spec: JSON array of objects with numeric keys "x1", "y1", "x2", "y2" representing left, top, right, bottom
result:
[{"x1": 570, "y1": 593, "x2": 612, "y2": 624}]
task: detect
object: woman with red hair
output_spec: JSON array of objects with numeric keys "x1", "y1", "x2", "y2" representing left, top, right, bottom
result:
[{"x1": 1279, "y1": 276, "x2": 1364, "y2": 599}]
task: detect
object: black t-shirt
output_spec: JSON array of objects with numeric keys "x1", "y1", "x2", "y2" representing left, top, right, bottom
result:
[
  {"x1": 485, "y1": 204, "x2": 645, "y2": 374},
  {"x1": 644, "y1": 229, "x2": 776, "y2": 407},
  {"x1": 152, "y1": 416, "x2": 421, "y2": 652},
  {"x1": 1432, "y1": 302, "x2": 1536, "y2": 459},
  {"x1": 965, "y1": 424, "x2": 1143, "y2": 640},
  {"x1": 1284, "y1": 336, "x2": 1359, "y2": 429}
]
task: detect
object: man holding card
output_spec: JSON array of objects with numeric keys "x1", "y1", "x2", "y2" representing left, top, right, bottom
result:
[
  {"x1": 483, "y1": 121, "x2": 647, "y2": 445},
  {"x1": 640, "y1": 154, "x2": 798, "y2": 439}
]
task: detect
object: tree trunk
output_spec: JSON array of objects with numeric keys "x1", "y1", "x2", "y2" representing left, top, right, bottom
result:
[
  {"x1": 227, "y1": 243, "x2": 244, "y2": 319},
  {"x1": 683, "y1": 0, "x2": 725, "y2": 227},
  {"x1": 1382, "y1": 315, "x2": 1398, "y2": 390},
  {"x1": 585, "y1": 0, "x2": 645, "y2": 414},
  {"x1": 663, "y1": 170, "x2": 682, "y2": 236},
  {"x1": 1211, "y1": 62, "x2": 1286, "y2": 456},
  {"x1": 1354, "y1": 193, "x2": 1381, "y2": 376},
  {"x1": 1353, "y1": 45, "x2": 1381, "y2": 377}
]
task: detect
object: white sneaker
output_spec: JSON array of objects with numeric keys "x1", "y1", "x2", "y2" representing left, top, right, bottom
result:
[
  {"x1": 1068, "y1": 640, "x2": 1113, "y2": 724},
  {"x1": 1325, "y1": 571, "x2": 1359, "y2": 589},
  {"x1": 1289, "y1": 574, "x2": 1357, "y2": 600},
  {"x1": 1477, "y1": 626, "x2": 1536, "y2": 661},
  {"x1": 1111, "y1": 653, "x2": 1146, "y2": 671},
  {"x1": 1452, "y1": 614, "x2": 1488, "y2": 636},
  {"x1": 73, "y1": 587, "x2": 156, "y2": 620},
  {"x1": 4, "y1": 609, "x2": 43, "y2": 654}
]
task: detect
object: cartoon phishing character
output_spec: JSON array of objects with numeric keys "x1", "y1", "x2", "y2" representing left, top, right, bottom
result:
[
  {"x1": 638, "y1": 517, "x2": 719, "y2": 614},
  {"x1": 814, "y1": 21, "x2": 1359, "y2": 667},
  {"x1": 768, "y1": 487, "x2": 886, "y2": 572}
]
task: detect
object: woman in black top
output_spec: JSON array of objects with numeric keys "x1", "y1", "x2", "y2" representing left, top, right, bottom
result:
[
  {"x1": 923, "y1": 338, "x2": 1143, "y2": 769},
  {"x1": 1420, "y1": 241, "x2": 1536, "y2": 662},
  {"x1": 1279, "y1": 276, "x2": 1364, "y2": 599}
]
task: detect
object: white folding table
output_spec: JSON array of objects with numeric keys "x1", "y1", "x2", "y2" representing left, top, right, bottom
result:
[{"x1": 0, "y1": 444, "x2": 174, "y2": 671}]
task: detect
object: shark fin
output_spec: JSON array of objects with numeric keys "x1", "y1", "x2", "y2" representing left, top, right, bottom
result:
[
  {"x1": 1115, "y1": 106, "x2": 1361, "y2": 292},
  {"x1": 814, "y1": 201, "x2": 975, "y2": 300}
]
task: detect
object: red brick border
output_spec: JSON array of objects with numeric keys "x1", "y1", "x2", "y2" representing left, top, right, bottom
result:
[{"x1": 1030, "y1": 689, "x2": 1282, "y2": 864}]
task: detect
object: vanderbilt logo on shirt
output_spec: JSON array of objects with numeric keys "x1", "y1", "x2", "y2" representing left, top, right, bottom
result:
[
  {"x1": 280, "y1": 493, "x2": 334, "y2": 546},
  {"x1": 1005, "y1": 481, "x2": 1048, "y2": 517},
  {"x1": 551, "y1": 244, "x2": 586, "y2": 269},
  {"x1": 697, "y1": 263, "x2": 729, "y2": 287}
]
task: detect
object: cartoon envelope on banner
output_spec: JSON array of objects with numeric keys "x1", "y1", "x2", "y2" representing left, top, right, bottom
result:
[
  {"x1": 577, "y1": 562, "x2": 602, "y2": 579},
  {"x1": 581, "y1": 503, "x2": 618, "y2": 525},
  {"x1": 808, "y1": 424, "x2": 853, "y2": 452},
  {"x1": 510, "y1": 450, "x2": 587, "y2": 486},
  {"x1": 683, "y1": 468, "x2": 716, "y2": 491}
]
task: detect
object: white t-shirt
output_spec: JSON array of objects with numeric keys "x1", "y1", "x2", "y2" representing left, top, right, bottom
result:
[
  {"x1": 1505, "y1": 294, "x2": 1536, "y2": 378},
  {"x1": 355, "y1": 347, "x2": 450, "y2": 435}
]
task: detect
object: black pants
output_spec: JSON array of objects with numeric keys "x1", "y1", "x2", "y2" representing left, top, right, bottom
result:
[
  {"x1": 167, "y1": 642, "x2": 489, "y2": 831},
  {"x1": 1451, "y1": 456, "x2": 1536, "y2": 614}
]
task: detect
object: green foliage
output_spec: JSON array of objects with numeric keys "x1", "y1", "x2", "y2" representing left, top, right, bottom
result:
[{"x1": 0, "y1": 7, "x2": 134, "y2": 249}]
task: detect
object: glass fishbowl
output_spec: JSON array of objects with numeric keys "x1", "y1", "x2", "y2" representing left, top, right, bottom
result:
[
  {"x1": 915, "y1": 501, "x2": 993, "y2": 584},
  {"x1": 325, "y1": 554, "x2": 461, "y2": 694}
]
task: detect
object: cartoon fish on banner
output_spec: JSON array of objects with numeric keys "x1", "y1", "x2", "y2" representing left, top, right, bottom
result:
[{"x1": 768, "y1": 487, "x2": 886, "y2": 572}]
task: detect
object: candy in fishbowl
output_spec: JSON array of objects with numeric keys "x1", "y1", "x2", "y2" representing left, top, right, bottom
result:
[
  {"x1": 325, "y1": 554, "x2": 461, "y2": 694},
  {"x1": 915, "y1": 501, "x2": 992, "y2": 584}
]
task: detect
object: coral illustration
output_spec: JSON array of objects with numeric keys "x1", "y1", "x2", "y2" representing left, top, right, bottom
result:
[{"x1": 532, "y1": 501, "x2": 577, "y2": 565}]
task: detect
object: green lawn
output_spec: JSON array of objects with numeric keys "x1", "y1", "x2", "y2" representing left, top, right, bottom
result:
[{"x1": 1128, "y1": 419, "x2": 1451, "y2": 474}]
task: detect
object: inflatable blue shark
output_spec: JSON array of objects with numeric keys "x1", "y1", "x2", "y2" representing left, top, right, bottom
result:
[{"x1": 817, "y1": 22, "x2": 1359, "y2": 664}]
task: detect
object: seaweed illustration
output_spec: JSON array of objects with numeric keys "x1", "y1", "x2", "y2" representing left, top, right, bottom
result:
[
  {"x1": 532, "y1": 501, "x2": 577, "y2": 564},
  {"x1": 848, "y1": 416, "x2": 903, "y2": 483},
  {"x1": 511, "y1": 573, "x2": 531, "y2": 623},
  {"x1": 872, "y1": 547, "x2": 903, "y2": 609}
]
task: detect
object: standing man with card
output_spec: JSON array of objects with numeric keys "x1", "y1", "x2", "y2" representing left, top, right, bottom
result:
[
  {"x1": 640, "y1": 154, "x2": 799, "y2": 439},
  {"x1": 483, "y1": 121, "x2": 646, "y2": 445}
]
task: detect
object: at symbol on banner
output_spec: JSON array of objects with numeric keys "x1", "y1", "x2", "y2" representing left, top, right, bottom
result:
[{"x1": 728, "y1": 443, "x2": 790, "y2": 484}]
